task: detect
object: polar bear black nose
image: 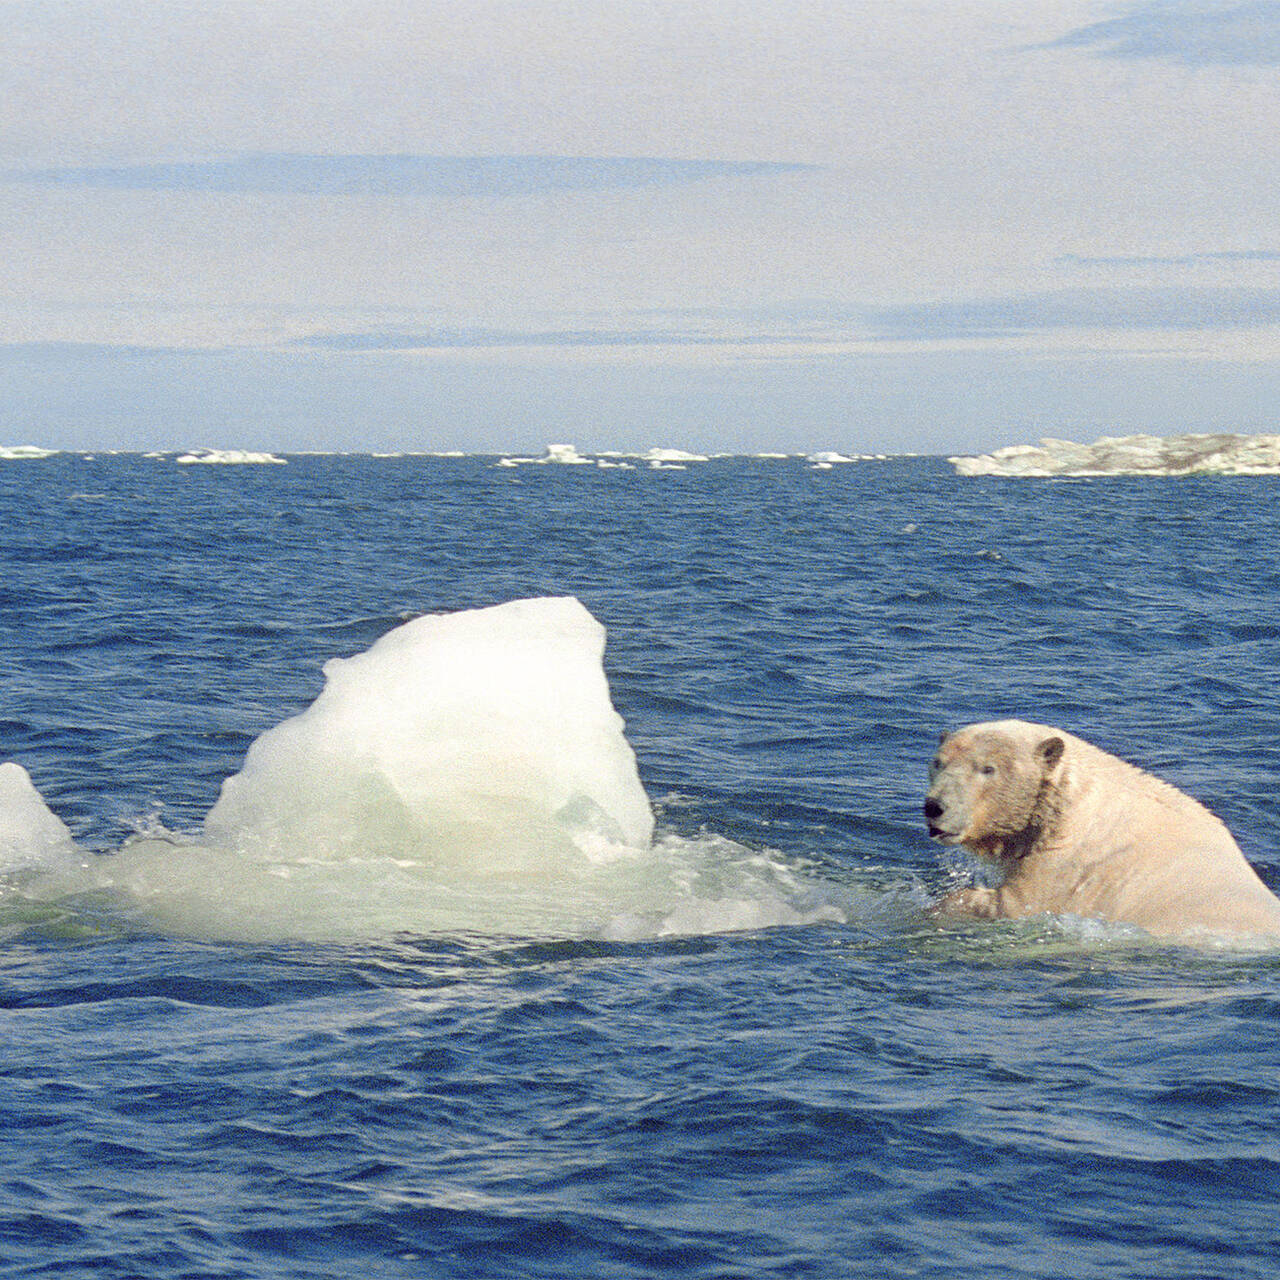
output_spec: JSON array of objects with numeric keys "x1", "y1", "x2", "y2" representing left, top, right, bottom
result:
[{"x1": 923, "y1": 798, "x2": 944, "y2": 821}]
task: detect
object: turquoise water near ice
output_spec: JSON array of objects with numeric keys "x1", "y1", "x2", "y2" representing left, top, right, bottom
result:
[{"x1": 3, "y1": 453, "x2": 1280, "y2": 1278}]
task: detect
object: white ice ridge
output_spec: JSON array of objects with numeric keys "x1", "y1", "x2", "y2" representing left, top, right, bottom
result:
[
  {"x1": 204, "y1": 596, "x2": 655, "y2": 870},
  {"x1": 174, "y1": 449, "x2": 288, "y2": 465},
  {"x1": 497, "y1": 442, "x2": 597, "y2": 467},
  {"x1": 950, "y1": 433, "x2": 1280, "y2": 477}
]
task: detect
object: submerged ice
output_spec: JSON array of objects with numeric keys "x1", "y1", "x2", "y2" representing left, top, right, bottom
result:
[{"x1": 0, "y1": 597, "x2": 856, "y2": 942}]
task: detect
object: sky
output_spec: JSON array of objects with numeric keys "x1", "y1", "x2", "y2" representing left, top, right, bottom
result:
[{"x1": 3, "y1": 0, "x2": 1280, "y2": 454}]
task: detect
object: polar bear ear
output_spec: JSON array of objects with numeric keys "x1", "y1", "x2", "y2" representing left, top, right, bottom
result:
[
  {"x1": 1037, "y1": 736, "x2": 1065, "y2": 769},
  {"x1": 937, "y1": 730, "x2": 951, "y2": 745}
]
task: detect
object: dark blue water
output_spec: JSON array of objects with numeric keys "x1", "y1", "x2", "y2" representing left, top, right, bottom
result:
[{"x1": 3, "y1": 454, "x2": 1280, "y2": 1279}]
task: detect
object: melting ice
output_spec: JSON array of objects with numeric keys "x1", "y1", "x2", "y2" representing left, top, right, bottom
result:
[{"x1": 1, "y1": 598, "x2": 855, "y2": 942}]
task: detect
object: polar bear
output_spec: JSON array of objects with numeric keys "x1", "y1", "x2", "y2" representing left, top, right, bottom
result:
[{"x1": 924, "y1": 719, "x2": 1280, "y2": 942}]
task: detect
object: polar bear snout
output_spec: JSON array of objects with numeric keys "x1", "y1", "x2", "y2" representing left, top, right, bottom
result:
[
  {"x1": 923, "y1": 792, "x2": 964, "y2": 842},
  {"x1": 923, "y1": 796, "x2": 948, "y2": 837}
]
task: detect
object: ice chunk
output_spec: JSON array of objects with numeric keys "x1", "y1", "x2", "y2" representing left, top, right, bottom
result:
[
  {"x1": 0, "y1": 762, "x2": 79, "y2": 871},
  {"x1": 204, "y1": 597, "x2": 655, "y2": 873},
  {"x1": 175, "y1": 449, "x2": 287, "y2": 465},
  {"x1": 541, "y1": 442, "x2": 593, "y2": 464},
  {"x1": 6, "y1": 599, "x2": 883, "y2": 942},
  {"x1": 641, "y1": 447, "x2": 709, "y2": 463},
  {"x1": 496, "y1": 444, "x2": 594, "y2": 467},
  {"x1": 0, "y1": 445, "x2": 58, "y2": 460}
]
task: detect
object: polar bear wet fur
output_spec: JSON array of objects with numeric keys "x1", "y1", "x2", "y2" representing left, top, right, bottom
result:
[{"x1": 925, "y1": 719, "x2": 1280, "y2": 941}]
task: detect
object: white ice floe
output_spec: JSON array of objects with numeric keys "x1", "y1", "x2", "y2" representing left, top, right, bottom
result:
[
  {"x1": 497, "y1": 442, "x2": 595, "y2": 467},
  {"x1": 3, "y1": 597, "x2": 868, "y2": 942},
  {"x1": 499, "y1": 444, "x2": 708, "y2": 469},
  {"x1": 543, "y1": 442, "x2": 593, "y2": 465},
  {"x1": 0, "y1": 445, "x2": 58, "y2": 460},
  {"x1": 641, "y1": 447, "x2": 710, "y2": 463},
  {"x1": 951, "y1": 433, "x2": 1280, "y2": 477},
  {"x1": 0, "y1": 763, "x2": 81, "y2": 873},
  {"x1": 174, "y1": 449, "x2": 288, "y2": 465}
]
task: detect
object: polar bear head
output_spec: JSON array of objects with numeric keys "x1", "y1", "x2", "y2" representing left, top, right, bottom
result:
[{"x1": 924, "y1": 720, "x2": 1065, "y2": 857}]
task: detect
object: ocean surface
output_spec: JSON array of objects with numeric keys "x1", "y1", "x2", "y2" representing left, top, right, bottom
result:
[{"x1": 3, "y1": 452, "x2": 1280, "y2": 1279}]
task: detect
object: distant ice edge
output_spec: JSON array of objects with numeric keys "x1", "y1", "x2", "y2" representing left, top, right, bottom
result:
[{"x1": 950, "y1": 432, "x2": 1280, "y2": 477}]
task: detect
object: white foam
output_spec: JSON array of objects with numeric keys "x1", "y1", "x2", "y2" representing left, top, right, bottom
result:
[
  {"x1": 174, "y1": 449, "x2": 288, "y2": 465},
  {"x1": 43, "y1": 825, "x2": 862, "y2": 943},
  {"x1": 951, "y1": 433, "x2": 1280, "y2": 477}
]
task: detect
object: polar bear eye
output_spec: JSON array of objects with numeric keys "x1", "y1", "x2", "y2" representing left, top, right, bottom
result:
[{"x1": 978, "y1": 764, "x2": 997, "y2": 776}]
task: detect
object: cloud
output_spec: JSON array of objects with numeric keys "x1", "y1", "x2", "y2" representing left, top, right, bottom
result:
[
  {"x1": 865, "y1": 286, "x2": 1280, "y2": 339},
  {"x1": 292, "y1": 326, "x2": 771, "y2": 352},
  {"x1": 277, "y1": 285, "x2": 1280, "y2": 355},
  {"x1": 2, "y1": 153, "x2": 814, "y2": 197},
  {"x1": 1044, "y1": 1, "x2": 1280, "y2": 65},
  {"x1": 1058, "y1": 250, "x2": 1280, "y2": 267}
]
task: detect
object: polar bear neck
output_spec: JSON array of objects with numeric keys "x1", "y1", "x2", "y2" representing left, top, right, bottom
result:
[{"x1": 986, "y1": 769, "x2": 1064, "y2": 864}]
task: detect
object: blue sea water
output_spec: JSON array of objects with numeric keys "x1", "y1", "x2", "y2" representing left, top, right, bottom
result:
[{"x1": 3, "y1": 452, "x2": 1280, "y2": 1279}]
